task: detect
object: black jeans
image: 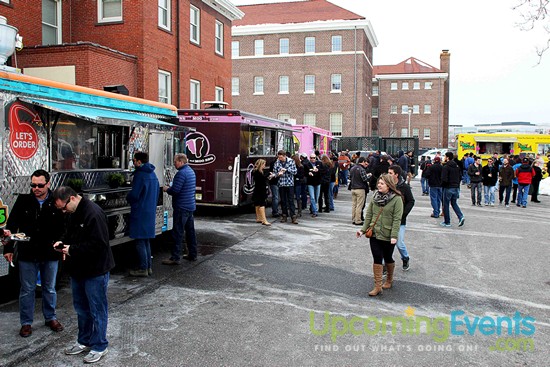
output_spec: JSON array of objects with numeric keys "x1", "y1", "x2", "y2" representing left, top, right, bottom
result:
[
  {"x1": 369, "y1": 236, "x2": 396, "y2": 265},
  {"x1": 499, "y1": 185, "x2": 512, "y2": 205},
  {"x1": 318, "y1": 183, "x2": 330, "y2": 212},
  {"x1": 279, "y1": 186, "x2": 296, "y2": 217}
]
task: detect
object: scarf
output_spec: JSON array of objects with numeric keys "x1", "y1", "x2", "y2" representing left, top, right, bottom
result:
[{"x1": 372, "y1": 190, "x2": 396, "y2": 206}]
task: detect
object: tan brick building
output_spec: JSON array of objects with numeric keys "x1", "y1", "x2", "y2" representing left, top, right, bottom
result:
[
  {"x1": 1, "y1": 0, "x2": 243, "y2": 107},
  {"x1": 373, "y1": 51, "x2": 450, "y2": 149},
  {"x1": 231, "y1": 0, "x2": 377, "y2": 137}
]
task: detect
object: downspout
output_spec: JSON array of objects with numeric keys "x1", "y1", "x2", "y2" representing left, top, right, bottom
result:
[
  {"x1": 176, "y1": 0, "x2": 181, "y2": 106},
  {"x1": 438, "y1": 78, "x2": 442, "y2": 147},
  {"x1": 353, "y1": 26, "x2": 357, "y2": 136}
]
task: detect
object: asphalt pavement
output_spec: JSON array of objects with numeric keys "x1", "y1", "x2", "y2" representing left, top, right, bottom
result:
[{"x1": 1, "y1": 179, "x2": 548, "y2": 367}]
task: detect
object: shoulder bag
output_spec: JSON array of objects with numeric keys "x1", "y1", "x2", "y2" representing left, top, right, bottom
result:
[{"x1": 364, "y1": 207, "x2": 384, "y2": 238}]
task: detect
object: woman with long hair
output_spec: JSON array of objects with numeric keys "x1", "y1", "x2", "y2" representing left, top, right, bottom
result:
[
  {"x1": 317, "y1": 154, "x2": 333, "y2": 213},
  {"x1": 252, "y1": 159, "x2": 271, "y2": 226},
  {"x1": 356, "y1": 173, "x2": 403, "y2": 296},
  {"x1": 293, "y1": 154, "x2": 307, "y2": 216}
]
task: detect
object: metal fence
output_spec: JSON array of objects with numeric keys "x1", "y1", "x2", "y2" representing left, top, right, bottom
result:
[{"x1": 335, "y1": 137, "x2": 419, "y2": 158}]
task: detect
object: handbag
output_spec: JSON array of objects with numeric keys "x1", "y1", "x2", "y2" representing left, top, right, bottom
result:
[{"x1": 364, "y1": 207, "x2": 384, "y2": 238}]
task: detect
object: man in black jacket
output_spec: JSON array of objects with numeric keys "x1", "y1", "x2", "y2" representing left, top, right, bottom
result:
[
  {"x1": 388, "y1": 165, "x2": 415, "y2": 271},
  {"x1": 53, "y1": 186, "x2": 114, "y2": 364},
  {"x1": 425, "y1": 156, "x2": 443, "y2": 218},
  {"x1": 3, "y1": 169, "x2": 65, "y2": 337},
  {"x1": 441, "y1": 152, "x2": 465, "y2": 227}
]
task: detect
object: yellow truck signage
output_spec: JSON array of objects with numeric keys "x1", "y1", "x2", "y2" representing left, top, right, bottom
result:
[{"x1": 456, "y1": 133, "x2": 550, "y2": 160}]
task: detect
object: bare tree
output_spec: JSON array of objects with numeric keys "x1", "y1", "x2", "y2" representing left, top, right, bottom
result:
[{"x1": 513, "y1": 0, "x2": 550, "y2": 62}]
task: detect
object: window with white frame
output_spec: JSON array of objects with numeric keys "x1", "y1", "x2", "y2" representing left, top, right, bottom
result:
[
  {"x1": 279, "y1": 76, "x2": 289, "y2": 94},
  {"x1": 413, "y1": 82, "x2": 420, "y2": 90},
  {"x1": 424, "y1": 128, "x2": 431, "y2": 139},
  {"x1": 401, "y1": 105, "x2": 410, "y2": 114},
  {"x1": 424, "y1": 104, "x2": 432, "y2": 114},
  {"x1": 304, "y1": 75, "x2": 315, "y2": 93},
  {"x1": 190, "y1": 80, "x2": 200, "y2": 109},
  {"x1": 331, "y1": 74, "x2": 342, "y2": 92},
  {"x1": 372, "y1": 107, "x2": 379, "y2": 118},
  {"x1": 0, "y1": 0, "x2": 10, "y2": 4},
  {"x1": 305, "y1": 37, "x2": 315, "y2": 53},
  {"x1": 329, "y1": 113, "x2": 343, "y2": 136},
  {"x1": 215, "y1": 20, "x2": 223, "y2": 55},
  {"x1": 424, "y1": 82, "x2": 432, "y2": 89},
  {"x1": 303, "y1": 113, "x2": 316, "y2": 126},
  {"x1": 412, "y1": 128, "x2": 419, "y2": 138},
  {"x1": 401, "y1": 128, "x2": 408, "y2": 138},
  {"x1": 390, "y1": 105, "x2": 397, "y2": 114},
  {"x1": 413, "y1": 105, "x2": 420, "y2": 114},
  {"x1": 231, "y1": 77, "x2": 239, "y2": 96},
  {"x1": 42, "y1": 0, "x2": 62, "y2": 45},
  {"x1": 158, "y1": 0, "x2": 170, "y2": 30},
  {"x1": 254, "y1": 39, "x2": 264, "y2": 56},
  {"x1": 98, "y1": 0, "x2": 122, "y2": 23},
  {"x1": 372, "y1": 85, "x2": 379, "y2": 96},
  {"x1": 190, "y1": 5, "x2": 200, "y2": 44},
  {"x1": 331, "y1": 35, "x2": 342, "y2": 52},
  {"x1": 391, "y1": 82, "x2": 398, "y2": 90},
  {"x1": 402, "y1": 82, "x2": 409, "y2": 90},
  {"x1": 279, "y1": 38, "x2": 289, "y2": 54},
  {"x1": 231, "y1": 41, "x2": 239, "y2": 58},
  {"x1": 278, "y1": 114, "x2": 290, "y2": 122},
  {"x1": 158, "y1": 70, "x2": 171, "y2": 104},
  {"x1": 254, "y1": 76, "x2": 264, "y2": 94},
  {"x1": 215, "y1": 86, "x2": 224, "y2": 102}
]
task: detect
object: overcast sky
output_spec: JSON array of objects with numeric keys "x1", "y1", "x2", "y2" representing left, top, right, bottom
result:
[{"x1": 231, "y1": 0, "x2": 550, "y2": 127}]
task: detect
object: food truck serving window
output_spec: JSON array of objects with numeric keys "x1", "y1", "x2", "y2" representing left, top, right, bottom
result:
[{"x1": 250, "y1": 128, "x2": 277, "y2": 156}]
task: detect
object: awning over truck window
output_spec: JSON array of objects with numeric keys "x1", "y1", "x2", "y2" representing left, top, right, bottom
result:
[
  {"x1": 21, "y1": 98, "x2": 176, "y2": 127},
  {"x1": 473, "y1": 136, "x2": 518, "y2": 143}
]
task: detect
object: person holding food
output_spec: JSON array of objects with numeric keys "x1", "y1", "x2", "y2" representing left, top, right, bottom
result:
[{"x1": 2, "y1": 169, "x2": 65, "y2": 337}]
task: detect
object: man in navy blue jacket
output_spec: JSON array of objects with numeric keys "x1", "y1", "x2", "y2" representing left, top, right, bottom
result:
[
  {"x1": 127, "y1": 152, "x2": 159, "y2": 276},
  {"x1": 163, "y1": 154, "x2": 198, "y2": 264}
]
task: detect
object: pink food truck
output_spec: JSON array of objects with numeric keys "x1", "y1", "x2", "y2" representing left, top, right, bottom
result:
[{"x1": 292, "y1": 125, "x2": 333, "y2": 156}]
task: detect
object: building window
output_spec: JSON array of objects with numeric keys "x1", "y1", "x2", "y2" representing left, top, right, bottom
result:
[
  {"x1": 372, "y1": 107, "x2": 379, "y2": 118},
  {"x1": 0, "y1": 0, "x2": 10, "y2": 4},
  {"x1": 401, "y1": 128, "x2": 408, "y2": 138},
  {"x1": 424, "y1": 104, "x2": 432, "y2": 114},
  {"x1": 304, "y1": 75, "x2": 315, "y2": 93},
  {"x1": 390, "y1": 105, "x2": 397, "y2": 114},
  {"x1": 305, "y1": 37, "x2": 315, "y2": 53},
  {"x1": 303, "y1": 113, "x2": 316, "y2": 126},
  {"x1": 279, "y1": 76, "x2": 289, "y2": 94},
  {"x1": 391, "y1": 82, "x2": 398, "y2": 90},
  {"x1": 412, "y1": 128, "x2": 419, "y2": 138},
  {"x1": 331, "y1": 74, "x2": 342, "y2": 92},
  {"x1": 424, "y1": 82, "x2": 432, "y2": 89},
  {"x1": 232, "y1": 41, "x2": 239, "y2": 58},
  {"x1": 215, "y1": 20, "x2": 223, "y2": 55},
  {"x1": 158, "y1": 0, "x2": 170, "y2": 30},
  {"x1": 98, "y1": 0, "x2": 122, "y2": 23},
  {"x1": 254, "y1": 76, "x2": 264, "y2": 94},
  {"x1": 279, "y1": 38, "x2": 289, "y2": 54},
  {"x1": 402, "y1": 82, "x2": 409, "y2": 90},
  {"x1": 278, "y1": 114, "x2": 290, "y2": 122},
  {"x1": 231, "y1": 77, "x2": 239, "y2": 96},
  {"x1": 401, "y1": 105, "x2": 410, "y2": 114},
  {"x1": 413, "y1": 82, "x2": 420, "y2": 90},
  {"x1": 42, "y1": 0, "x2": 62, "y2": 45},
  {"x1": 413, "y1": 105, "x2": 420, "y2": 114},
  {"x1": 215, "y1": 86, "x2": 224, "y2": 102},
  {"x1": 330, "y1": 113, "x2": 343, "y2": 136},
  {"x1": 372, "y1": 85, "x2": 379, "y2": 96},
  {"x1": 254, "y1": 39, "x2": 264, "y2": 56},
  {"x1": 190, "y1": 5, "x2": 200, "y2": 44},
  {"x1": 158, "y1": 70, "x2": 171, "y2": 104},
  {"x1": 190, "y1": 79, "x2": 200, "y2": 109},
  {"x1": 424, "y1": 128, "x2": 431, "y2": 139},
  {"x1": 331, "y1": 35, "x2": 342, "y2": 52}
]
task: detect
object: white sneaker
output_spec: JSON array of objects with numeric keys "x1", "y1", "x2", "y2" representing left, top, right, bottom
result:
[
  {"x1": 65, "y1": 343, "x2": 91, "y2": 355},
  {"x1": 83, "y1": 349, "x2": 108, "y2": 363}
]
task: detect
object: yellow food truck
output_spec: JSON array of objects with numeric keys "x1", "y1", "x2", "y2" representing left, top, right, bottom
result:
[{"x1": 456, "y1": 133, "x2": 550, "y2": 160}]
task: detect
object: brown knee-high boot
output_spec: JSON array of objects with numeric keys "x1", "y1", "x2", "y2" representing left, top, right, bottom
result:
[
  {"x1": 369, "y1": 264, "x2": 384, "y2": 296},
  {"x1": 259, "y1": 206, "x2": 271, "y2": 226},
  {"x1": 382, "y1": 263, "x2": 395, "y2": 289},
  {"x1": 255, "y1": 206, "x2": 262, "y2": 223}
]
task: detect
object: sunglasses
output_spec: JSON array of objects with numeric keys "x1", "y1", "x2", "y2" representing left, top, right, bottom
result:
[
  {"x1": 59, "y1": 198, "x2": 71, "y2": 211},
  {"x1": 30, "y1": 183, "x2": 48, "y2": 188}
]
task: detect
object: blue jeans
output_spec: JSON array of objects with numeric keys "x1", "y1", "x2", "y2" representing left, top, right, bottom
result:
[
  {"x1": 172, "y1": 208, "x2": 197, "y2": 261},
  {"x1": 429, "y1": 187, "x2": 442, "y2": 217},
  {"x1": 270, "y1": 184, "x2": 279, "y2": 216},
  {"x1": 135, "y1": 239, "x2": 152, "y2": 270},
  {"x1": 470, "y1": 182, "x2": 482, "y2": 204},
  {"x1": 18, "y1": 260, "x2": 59, "y2": 325},
  {"x1": 71, "y1": 273, "x2": 109, "y2": 352},
  {"x1": 339, "y1": 169, "x2": 349, "y2": 186},
  {"x1": 443, "y1": 188, "x2": 464, "y2": 225},
  {"x1": 396, "y1": 224, "x2": 409, "y2": 260},
  {"x1": 294, "y1": 183, "x2": 308, "y2": 209},
  {"x1": 462, "y1": 170, "x2": 470, "y2": 184},
  {"x1": 329, "y1": 182, "x2": 335, "y2": 210},
  {"x1": 421, "y1": 177, "x2": 429, "y2": 194},
  {"x1": 307, "y1": 184, "x2": 321, "y2": 214},
  {"x1": 517, "y1": 184, "x2": 530, "y2": 206},
  {"x1": 483, "y1": 185, "x2": 496, "y2": 205}
]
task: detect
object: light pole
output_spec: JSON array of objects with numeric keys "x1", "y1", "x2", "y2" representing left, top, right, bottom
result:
[{"x1": 407, "y1": 106, "x2": 413, "y2": 138}]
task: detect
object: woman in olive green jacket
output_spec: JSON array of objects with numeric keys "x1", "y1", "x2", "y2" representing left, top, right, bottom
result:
[{"x1": 356, "y1": 173, "x2": 404, "y2": 296}]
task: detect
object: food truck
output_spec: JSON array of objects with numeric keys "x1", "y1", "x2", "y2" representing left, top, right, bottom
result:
[
  {"x1": 0, "y1": 70, "x2": 189, "y2": 279},
  {"x1": 178, "y1": 103, "x2": 294, "y2": 207},
  {"x1": 456, "y1": 133, "x2": 550, "y2": 161},
  {"x1": 292, "y1": 124, "x2": 333, "y2": 156}
]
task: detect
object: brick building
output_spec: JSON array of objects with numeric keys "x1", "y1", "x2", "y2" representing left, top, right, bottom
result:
[
  {"x1": 231, "y1": 0, "x2": 377, "y2": 137},
  {"x1": 0, "y1": 0, "x2": 243, "y2": 107},
  {"x1": 372, "y1": 51, "x2": 450, "y2": 149}
]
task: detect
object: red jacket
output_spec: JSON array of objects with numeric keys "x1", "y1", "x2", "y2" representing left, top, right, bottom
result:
[{"x1": 515, "y1": 164, "x2": 535, "y2": 185}]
